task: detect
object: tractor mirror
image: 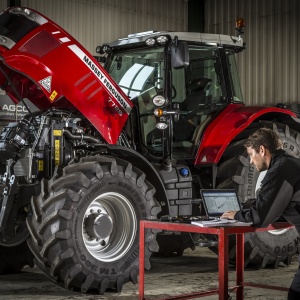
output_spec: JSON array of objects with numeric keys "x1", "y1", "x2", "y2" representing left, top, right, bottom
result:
[{"x1": 171, "y1": 41, "x2": 189, "y2": 69}]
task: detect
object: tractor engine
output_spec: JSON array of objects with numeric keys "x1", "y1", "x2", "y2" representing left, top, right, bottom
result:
[{"x1": 0, "y1": 109, "x2": 101, "y2": 183}]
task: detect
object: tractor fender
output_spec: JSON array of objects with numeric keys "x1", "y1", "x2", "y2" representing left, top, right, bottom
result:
[
  {"x1": 195, "y1": 104, "x2": 300, "y2": 165},
  {"x1": 101, "y1": 144, "x2": 169, "y2": 215}
]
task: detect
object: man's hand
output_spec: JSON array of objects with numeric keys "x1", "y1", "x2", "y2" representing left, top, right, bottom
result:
[{"x1": 221, "y1": 211, "x2": 238, "y2": 220}]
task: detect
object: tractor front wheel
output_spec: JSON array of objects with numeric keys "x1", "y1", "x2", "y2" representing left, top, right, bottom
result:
[{"x1": 26, "y1": 156, "x2": 160, "y2": 294}]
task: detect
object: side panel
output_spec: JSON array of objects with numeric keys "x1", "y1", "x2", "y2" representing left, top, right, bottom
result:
[
  {"x1": 0, "y1": 7, "x2": 132, "y2": 144},
  {"x1": 195, "y1": 104, "x2": 297, "y2": 165}
]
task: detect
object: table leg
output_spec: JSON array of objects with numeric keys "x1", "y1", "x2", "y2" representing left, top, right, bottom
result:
[
  {"x1": 218, "y1": 229, "x2": 229, "y2": 300},
  {"x1": 139, "y1": 222, "x2": 145, "y2": 300},
  {"x1": 236, "y1": 233, "x2": 244, "y2": 300}
]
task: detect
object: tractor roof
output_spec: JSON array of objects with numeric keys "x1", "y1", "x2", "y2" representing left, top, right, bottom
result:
[{"x1": 106, "y1": 30, "x2": 244, "y2": 49}]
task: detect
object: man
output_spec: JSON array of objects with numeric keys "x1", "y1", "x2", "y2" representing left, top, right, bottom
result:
[{"x1": 221, "y1": 127, "x2": 300, "y2": 300}]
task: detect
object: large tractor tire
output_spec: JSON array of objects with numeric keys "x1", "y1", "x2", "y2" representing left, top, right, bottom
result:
[
  {"x1": 26, "y1": 156, "x2": 160, "y2": 294},
  {"x1": 215, "y1": 122, "x2": 300, "y2": 268},
  {"x1": 0, "y1": 184, "x2": 34, "y2": 274}
]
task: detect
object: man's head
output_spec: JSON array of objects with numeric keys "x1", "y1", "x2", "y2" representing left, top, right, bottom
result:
[{"x1": 244, "y1": 128, "x2": 283, "y2": 172}]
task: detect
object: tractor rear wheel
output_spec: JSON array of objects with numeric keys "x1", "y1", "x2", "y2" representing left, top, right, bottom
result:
[
  {"x1": 26, "y1": 156, "x2": 160, "y2": 294},
  {"x1": 215, "y1": 122, "x2": 300, "y2": 268}
]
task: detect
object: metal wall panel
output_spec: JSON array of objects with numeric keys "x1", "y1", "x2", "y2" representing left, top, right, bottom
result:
[
  {"x1": 0, "y1": 1, "x2": 8, "y2": 11},
  {"x1": 19, "y1": 0, "x2": 188, "y2": 55},
  {"x1": 205, "y1": 0, "x2": 300, "y2": 106}
]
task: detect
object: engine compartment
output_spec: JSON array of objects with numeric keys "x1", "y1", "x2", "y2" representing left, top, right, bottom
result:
[{"x1": 0, "y1": 109, "x2": 103, "y2": 183}]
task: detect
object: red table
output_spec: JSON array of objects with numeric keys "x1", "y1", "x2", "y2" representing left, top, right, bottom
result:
[{"x1": 139, "y1": 220, "x2": 293, "y2": 300}]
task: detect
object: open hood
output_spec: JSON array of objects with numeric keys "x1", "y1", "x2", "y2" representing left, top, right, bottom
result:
[{"x1": 0, "y1": 7, "x2": 132, "y2": 144}]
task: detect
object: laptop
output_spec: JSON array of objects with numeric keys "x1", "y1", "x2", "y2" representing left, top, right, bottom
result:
[{"x1": 200, "y1": 189, "x2": 242, "y2": 219}]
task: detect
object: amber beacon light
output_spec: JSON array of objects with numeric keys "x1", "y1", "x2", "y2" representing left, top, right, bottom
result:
[{"x1": 235, "y1": 17, "x2": 245, "y2": 38}]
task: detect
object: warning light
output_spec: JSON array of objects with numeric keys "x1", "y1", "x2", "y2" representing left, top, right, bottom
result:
[{"x1": 235, "y1": 18, "x2": 245, "y2": 37}]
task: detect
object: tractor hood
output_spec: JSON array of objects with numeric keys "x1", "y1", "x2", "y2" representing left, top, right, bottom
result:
[{"x1": 0, "y1": 7, "x2": 132, "y2": 144}]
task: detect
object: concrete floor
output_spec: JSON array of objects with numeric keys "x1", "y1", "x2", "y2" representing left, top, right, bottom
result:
[{"x1": 0, "y1": 247, "x2": 296, "y2": 300}]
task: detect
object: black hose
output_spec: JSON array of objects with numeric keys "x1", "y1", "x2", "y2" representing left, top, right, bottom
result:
[{"x1": 63, "y1": 128, "x2": 100, "y2": 143}]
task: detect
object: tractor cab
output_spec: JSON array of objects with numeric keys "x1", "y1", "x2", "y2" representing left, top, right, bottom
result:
[{"x1": 100, "y1": 30, "x2": 245, "y2": 160}]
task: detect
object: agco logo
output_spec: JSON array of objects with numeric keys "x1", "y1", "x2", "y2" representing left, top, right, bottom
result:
[{"x1": 1, "y1": 104, "x2": 28, "y2": 112}]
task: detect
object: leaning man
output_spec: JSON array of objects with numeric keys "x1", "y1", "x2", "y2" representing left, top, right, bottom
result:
[{"x1": 221, "y1": 127, "x2": 300, "y2": 300}]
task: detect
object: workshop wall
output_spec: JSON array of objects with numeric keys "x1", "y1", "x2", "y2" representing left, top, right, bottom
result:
[
  {"x1": 205, "y1": 0, "x2": 300, "y2": 106},
  {"x1": 19, "y1": 0, "x2": 188, "y2": 55}
]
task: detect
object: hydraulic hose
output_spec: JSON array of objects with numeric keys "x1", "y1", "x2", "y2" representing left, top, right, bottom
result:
[{"x1": 63, "y1": 128, "x2": 100, "y2": 143}]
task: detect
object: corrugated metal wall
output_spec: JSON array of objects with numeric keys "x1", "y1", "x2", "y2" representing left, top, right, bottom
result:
[
  {"x1": 19, "y1": 0, "x2": 188, "y2": 55},
  {"x1": 0, "y1": 1, "x2": 8, "y2": 12},
  {"x1": 205, "y1": 0, "x2": 300, "y2": 106}
]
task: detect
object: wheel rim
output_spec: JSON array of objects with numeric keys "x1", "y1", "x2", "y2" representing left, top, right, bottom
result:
[{"x1": 82, "y1": 192, "x2": 137, "y2": 262}]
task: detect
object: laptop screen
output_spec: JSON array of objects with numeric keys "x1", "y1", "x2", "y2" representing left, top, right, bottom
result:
[{"x1": 200, "y1": 189, "x2": 241, "y2": 218}]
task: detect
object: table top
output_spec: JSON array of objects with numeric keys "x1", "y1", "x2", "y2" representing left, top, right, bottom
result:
[{"x1": 140, "y1": 219, "x2": 293, "y2": 234}]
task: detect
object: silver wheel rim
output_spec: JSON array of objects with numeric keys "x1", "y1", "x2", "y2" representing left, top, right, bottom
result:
[{"x1": 82, "y1": 192, "x2": 137, "y2": 262}]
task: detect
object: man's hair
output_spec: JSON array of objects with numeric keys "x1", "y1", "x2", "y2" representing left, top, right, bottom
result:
[{"x1": 244, "y1": 128, "x2": 283, "y2": 153}]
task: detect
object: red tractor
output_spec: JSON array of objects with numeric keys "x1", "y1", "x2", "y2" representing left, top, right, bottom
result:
[{"x1": 0, "y1": 6, "x2": 299, "y2": 294}]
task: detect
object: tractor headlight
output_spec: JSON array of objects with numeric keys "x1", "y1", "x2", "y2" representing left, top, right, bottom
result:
[
  {"x1": 145, "y1": 38, "x2": 156, "y2": 46},
  {"x1": 156, "y1": 35, "x2": 168, "y2": 44},
  {"x1": 152, "y1": 95, "x2": 166, "y2": 107},
  {"x1": 156, "y1": 122, "x2": 168, "y2": 129}
]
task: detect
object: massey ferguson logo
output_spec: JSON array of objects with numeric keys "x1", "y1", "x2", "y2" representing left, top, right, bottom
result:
[
  {"x1": 68, "y1": 44, "x2": 132, "y2": 115},
  {"x1": 82, "y1": 55, "x2": 129, "y2": 111}
]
